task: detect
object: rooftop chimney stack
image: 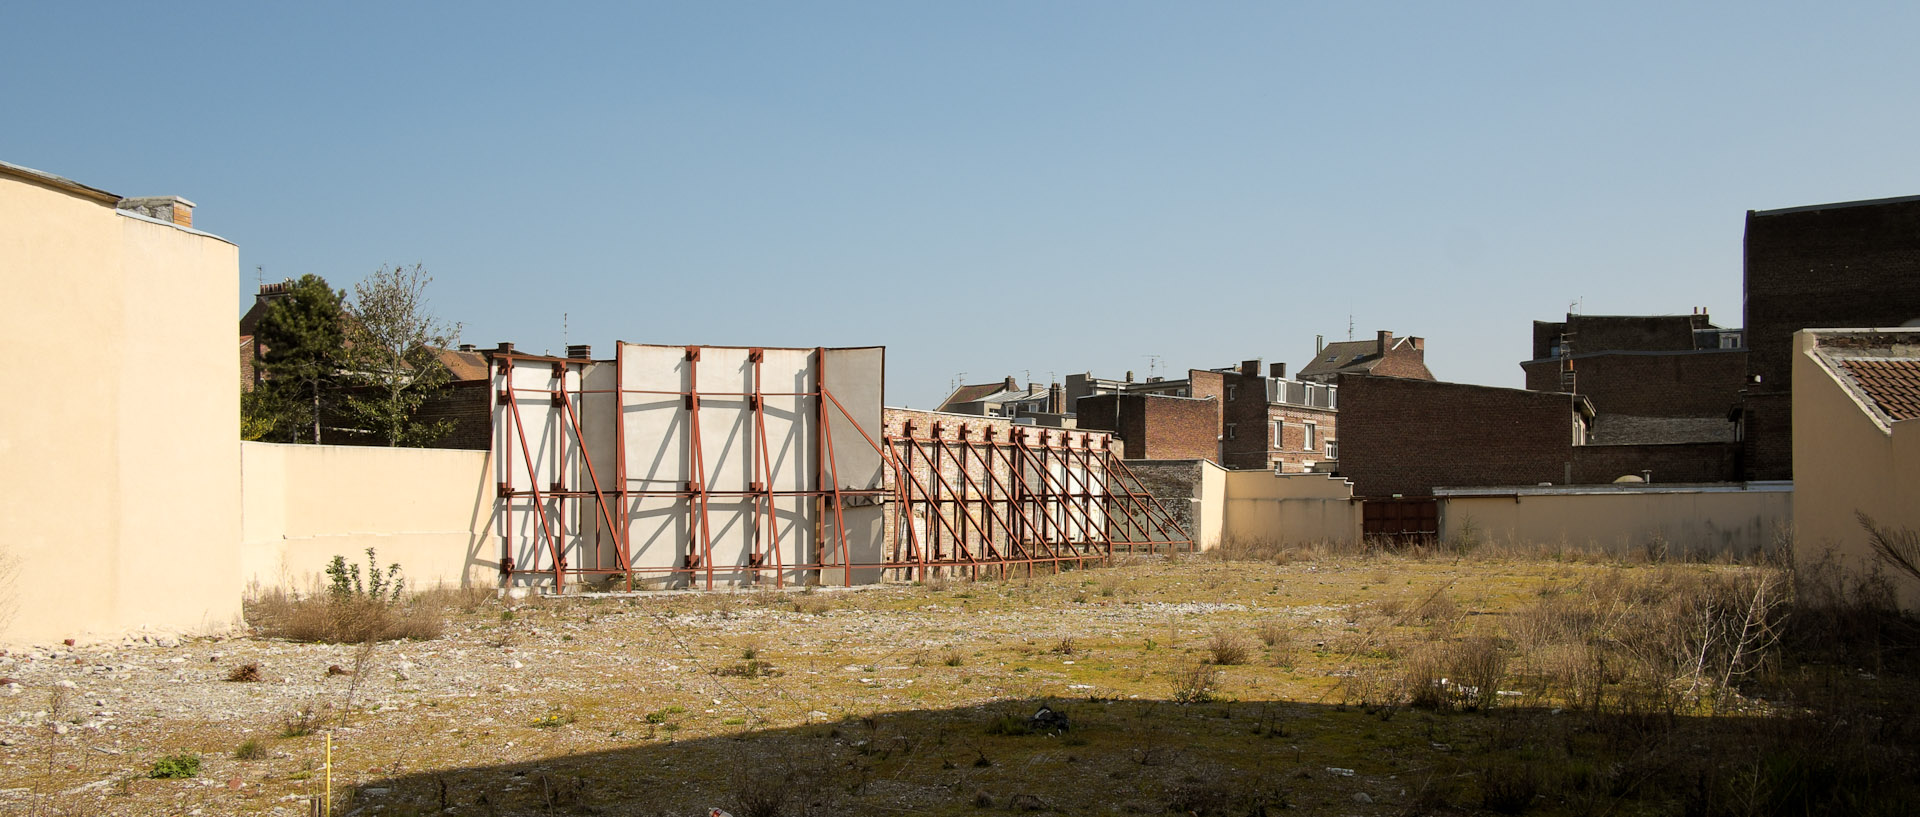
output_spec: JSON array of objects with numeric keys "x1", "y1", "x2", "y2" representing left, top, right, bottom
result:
[
  {"x1": 116, "y1": 196, "x2": 195, "y2": 228},
  {"x1": 1003, "y1": 375, "x2": 1017, "y2": 391},
  {"x1": 1316, "y1": 335, "x2": 1325, "y2": 354},
  {"x1": 458, "y1": 344, "x2": 476, "y2": 353},
  {"x1": 1048, "y1": 382, "x2": 1065, "y2": 414},
  {"x1": 496, "y1": 342, "x2": 515, "y2": 354},
  {"x1": 1377, "y1": 330, "x2": 1393, "y2": 355},
  {"x1": 567, "y1": 344, "x2": 591, "y2": 359},
  {"x1": 1239, "y1": 359, "x2": 1262, "y2": 377},
  {"x1": 1125, "y1": 370, "x2": 1135, "y2": 383},
  {"x1": 1270, "y1": 362, "x2": 1287, "y2": 379}
]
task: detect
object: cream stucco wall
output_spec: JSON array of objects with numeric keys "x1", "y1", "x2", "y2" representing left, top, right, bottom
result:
[
  {"x1": 1439, "y1": 487, "x2": 1791, "y2": 558},
  {"x1": 0, "y1": 169, "x2": 241, "y2": 646},
  {"x1": 1217, "y1": 470, "x2": 1362, "y2": 546},
  {"x1": 241, "y1": 442, "x2": 497, "y2": 593},
  {"x1": 1792, "y1": 331, "x2": 1920, "y2": 610}
]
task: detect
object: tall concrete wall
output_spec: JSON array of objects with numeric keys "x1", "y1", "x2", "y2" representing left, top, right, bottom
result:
[
  {"x1": 240, "y1": 442, "x2": 496, "y2": 593},
  {"x1": 1218, "y1": 471, "x2": 1361, "y2": 546},
  {"x1": 1438, "y1": 486, "x2": 1791, "y2": 559},
  {"x1": 1792, "y1": 331, "x2": 1920, "y2": 610},
  {"x1": 0, "y1": 166, "x2": 241, "y2": 646}
]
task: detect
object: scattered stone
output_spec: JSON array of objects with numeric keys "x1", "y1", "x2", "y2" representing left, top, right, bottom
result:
[
  {"x1": 327, "y1": 665, "x2": 353, "y2": 677},
  {"x1": 1352, "y1": 792, "x2": 1373, "y2": 804}
]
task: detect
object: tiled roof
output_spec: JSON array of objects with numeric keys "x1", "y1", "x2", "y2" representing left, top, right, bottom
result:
[
  {"x1": 436, "y1": 348, "x2": 492, "y2": 381},
  {"x1": 938, "y1": 382, "x2": 1012, "y2": 410},
  {"x1": 1838, "y1": 358, "x2": 1920, "y2": 421}
]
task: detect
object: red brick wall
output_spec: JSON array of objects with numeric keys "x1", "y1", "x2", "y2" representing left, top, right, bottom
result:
[
  {"x1": 1369, "y1": 345, "x2": 1434, "y2": 380},
  {"x1": 1520, "y1": 350, "x2": 1745, "y2": 418},
  {"x1": 1336, "y1": 374, "x2": 1577, "y2": 497},
  {"x1": 1076, "y1": 393, "x2": 1217, "y2": 461},
  {"x1": 1743, "y1": 198, "x2": 1920, "y2": 480}
]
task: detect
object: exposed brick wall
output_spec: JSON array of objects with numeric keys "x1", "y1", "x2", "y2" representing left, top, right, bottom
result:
[
  {"x1": 1188, "y1": 368, "x2": 1339, "y2": 471},
  {"x1": 1531, "y1": 314, "x2": 1711, "y2": 360},
  {"x1": 1076, "y1": 393, "x2": 1217, "y2": 461},
  {"x1": 1521, "y1": 350, "x2": 1745, "y2": 418},
  {"x1": 1743, "y1": 198, "x2": 1920, "y2": 480},
  {"x1": 1369, "y1": 344, "x2": 1435, "y2": 380},
  {"x1": 1121, "y1": 460, "x2": 1203, "y2": 535},
  {"x1": 1571, "y1": 442, "x2": 1741, "y2": 484},
  {"x1": 1337, "y1": 374, "x2": 1579, "y2": 497},
  {"x1": 414, "y1": 380, "x2": 493, "y2": 450}
]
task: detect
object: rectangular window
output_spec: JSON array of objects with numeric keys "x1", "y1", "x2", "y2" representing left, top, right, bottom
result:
[
  {"x1": 1225, "y1": 422, "x2": 1237, "y2": 440},
  {"x1": 1227, "y1": 385, "x2": 1238, "y2": 401},
  {"x1": 1303, "y1": 422, "x2": 1317, "y2": 451},
  {"x1": 1271, "y1": 420, "x2": 1283, "y2": 449},
  {"x1": 1327, "y1": 440, "x2": 1338, "y2": 460}
]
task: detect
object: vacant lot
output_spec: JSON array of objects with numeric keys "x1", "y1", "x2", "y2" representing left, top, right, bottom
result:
[{"x1": 1, "y1": 548, "x2": 1914, "y2": 816}]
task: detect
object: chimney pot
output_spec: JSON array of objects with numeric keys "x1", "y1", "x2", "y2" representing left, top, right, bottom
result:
[{"x1": 1315, "y1": 335, "x2": 1325, "y2": 354}]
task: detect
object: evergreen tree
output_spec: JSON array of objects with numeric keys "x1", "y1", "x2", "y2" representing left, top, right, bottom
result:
[{"x1": 253, "y1": 274, "x2": 348, "y2": 443}]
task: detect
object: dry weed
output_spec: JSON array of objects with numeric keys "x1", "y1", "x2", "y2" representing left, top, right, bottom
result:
[{"x1": 1206, "y1": 630, "x2": 1252, "y2": 665}]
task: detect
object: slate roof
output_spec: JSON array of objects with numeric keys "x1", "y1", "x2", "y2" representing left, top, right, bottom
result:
[{"x1": 1296, "y1": 339, "x2": 1386, "y2": 380}]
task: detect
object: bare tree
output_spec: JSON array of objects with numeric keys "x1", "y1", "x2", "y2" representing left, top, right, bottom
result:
[{"x1": 343, "y1": 264, "x2": 461, "y2": 446}]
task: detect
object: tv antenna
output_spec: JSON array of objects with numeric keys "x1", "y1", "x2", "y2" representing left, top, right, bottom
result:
[{"x1": 1145, "y1": 354, "x2": 1163, "y2": 376}]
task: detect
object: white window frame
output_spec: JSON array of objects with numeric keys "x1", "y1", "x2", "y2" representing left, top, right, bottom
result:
[
  {"x1": 1303, "y1": 422, "x2": 1317, "y2": 451},
  {"x1": 1271, "y1": 420, "x2": 1283, "y2": 449}
]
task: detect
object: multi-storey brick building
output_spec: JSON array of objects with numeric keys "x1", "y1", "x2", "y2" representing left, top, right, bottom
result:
[
  {"x1": 1522, "y1": 311, "x2": 1745, "y2": 419},
  {"x1": 1067, "y1": 357, "x2": 1339, "y2": 471},
  {"x1": 1741, "y1": 195, "x2": 1920, "y2": 481}
]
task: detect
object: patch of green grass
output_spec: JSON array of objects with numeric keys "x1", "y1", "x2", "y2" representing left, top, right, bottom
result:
[{"x1": 148, "y1": 753, "x2": 201, "y2": 779}]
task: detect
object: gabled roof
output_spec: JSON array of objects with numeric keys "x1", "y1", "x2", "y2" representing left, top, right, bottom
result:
[
  {"x1": 436, "y1": 348, "x2": 492, "y2": 381},
  {"x1": 938, "y1": 381, "x2": 1013, "y2": 411},
  {"x1": 1297, "y1": 339, "x2": 1388, "y2": 379}
]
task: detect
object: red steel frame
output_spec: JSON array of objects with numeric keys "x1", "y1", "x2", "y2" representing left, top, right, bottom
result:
[{"x1": 495, "y1": 346, "x2": 1192, "y2": 590}]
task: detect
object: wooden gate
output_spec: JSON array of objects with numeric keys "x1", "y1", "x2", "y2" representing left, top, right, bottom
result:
[{"x1": 1361, "y1": 498, "x2": 1439, "y2": 547}]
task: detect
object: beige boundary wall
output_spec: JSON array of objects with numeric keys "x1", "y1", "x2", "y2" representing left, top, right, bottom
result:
[
  {"x1": 1213, "y1": 467, "x2": 1362, "y2": 547},
  {"x1": 1792, "y1": 330, "x2": 1920, "y2": 610},
  {"x1": 1435, "y1": 484, "x2": 1792, "y2": 558},
  {"x1": 1, "y1": 164, "x2": 241, "y2": 647},
  {"x1": 241, "y1": 442, "x2": 497, "y2": 594}
]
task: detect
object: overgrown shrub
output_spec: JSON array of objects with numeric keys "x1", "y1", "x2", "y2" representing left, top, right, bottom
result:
[{"x1": 245, "y1": 549, "x2": 442, "y2": 643}]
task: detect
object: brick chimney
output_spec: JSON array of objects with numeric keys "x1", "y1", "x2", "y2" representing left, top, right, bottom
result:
[
  {"x1": 117, "y1": 196, "x2": 195, "y2": 228},
  {"x1": 1003, "y1": 375, "x2": 1017, "y2": 392},
  {"x1": 1125, "y1": 370, "x2": 1135, "y2": 383},
  {"x1": 1048, "y1": 382, "x2": 1065, "y2": 414},
  {"x1": 1270, "y1": 362, "x2": 1287, "y2": 379},
  {"x1": 567, "y1": 344, "x2": 592, "y2": 359},
  {"x1": 1376, "y1": 330, "x2": 1393, "y2": 355},
  {"x1": 1239, "y1": 359, "x2": 1262, "y2": 377}
]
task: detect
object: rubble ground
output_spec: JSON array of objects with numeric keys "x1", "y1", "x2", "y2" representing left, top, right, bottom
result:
[{"x1": 0, "y1": 553, "x2": 1882, "y2": 815}]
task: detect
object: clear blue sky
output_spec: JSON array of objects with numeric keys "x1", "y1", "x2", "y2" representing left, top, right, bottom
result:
[{"x1": 7, "y1": 3, "x2": 1917, "y2": 408}]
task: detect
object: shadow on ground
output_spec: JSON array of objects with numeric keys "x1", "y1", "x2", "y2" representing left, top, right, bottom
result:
[{"x1": 343, "y1": 685, "x2": 1919, "y2": 817}]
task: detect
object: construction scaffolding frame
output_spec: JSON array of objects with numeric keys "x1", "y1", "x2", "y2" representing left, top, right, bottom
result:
[{"x1": 494, "y1": 344, "x2": 1192, "y2": 592}]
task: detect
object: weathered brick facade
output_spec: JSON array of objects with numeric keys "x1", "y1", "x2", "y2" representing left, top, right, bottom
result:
[
  {"x1": 1521, "y1": 350, "x2": 1746, "y2": 418},
  {"x1": 1571, "y1": 442, "x2": 1741, "y2": 484},
  {"x1": 1742, "y1": 196, "x2": 1920, "y2": 480},
  {"x1": 1075, "y1": 393, "x2": 1216, "y2": 461},
  {"x1": 1190, "y1": 363, "x2": 1339, "y2": 471},
  {"x1": 1336, "y1": 374, "x2": 1588, "y2": 497}
]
